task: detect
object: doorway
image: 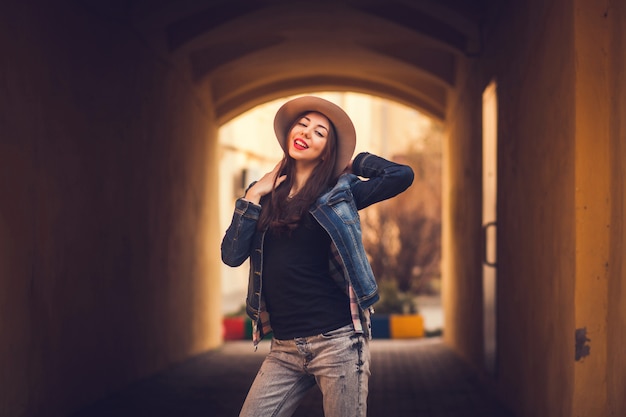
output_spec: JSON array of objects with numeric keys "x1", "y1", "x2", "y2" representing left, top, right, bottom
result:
[{"x1": 482, "y1": 80, "x2": 498, "y2": 376}]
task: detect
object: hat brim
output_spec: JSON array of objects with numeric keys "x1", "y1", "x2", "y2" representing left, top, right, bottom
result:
[{"x1": 274, "y1": 96, "x2": 356, "y2": 178}]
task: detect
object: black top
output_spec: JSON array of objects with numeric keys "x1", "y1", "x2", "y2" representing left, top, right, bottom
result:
[{"x1": 263, "y1": 212, "x2": 351, "y2": 339}]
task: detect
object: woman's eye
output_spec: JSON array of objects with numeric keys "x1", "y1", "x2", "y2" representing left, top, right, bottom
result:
[
  {"x1": 315, "y1": 130, "x2": 326, "y2": 137},
  {"x1": 297, "y1": 122, "x2": 307, "y2": 127}
]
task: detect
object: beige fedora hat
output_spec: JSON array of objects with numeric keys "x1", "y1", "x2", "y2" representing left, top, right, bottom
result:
[{"x1": 274, "y1": 96, "x2": 357, "y2": 177}]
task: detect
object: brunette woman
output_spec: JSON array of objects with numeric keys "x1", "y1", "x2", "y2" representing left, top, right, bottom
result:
[{"x1": 221, "y1": 96, "x2": 414, "y2": 417}]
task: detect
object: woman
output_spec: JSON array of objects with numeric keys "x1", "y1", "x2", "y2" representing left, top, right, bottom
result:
[{"x1": 221, "y1": 96, "x2": 414, "y2": 417}]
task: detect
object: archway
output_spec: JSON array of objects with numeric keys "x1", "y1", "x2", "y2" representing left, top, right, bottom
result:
[{"x1": 217, "y1": 91, "x2": 444, "y2": 341}]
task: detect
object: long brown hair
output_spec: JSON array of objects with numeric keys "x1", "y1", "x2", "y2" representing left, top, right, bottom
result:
[{"x1": 257, "y1": 112, "x2": 339, "y2": 232}]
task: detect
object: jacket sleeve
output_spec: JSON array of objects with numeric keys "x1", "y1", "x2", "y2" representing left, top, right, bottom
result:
[
  {"x1": 220, "y1": 198, "x2": 262, "y2": 267},
  {"x1": 350, "y1": 152, "x2": 414, "y2": 210}
]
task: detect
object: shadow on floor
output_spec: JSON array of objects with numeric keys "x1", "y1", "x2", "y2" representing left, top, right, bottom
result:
[{"x1": 69, "y1": 338, "x2": 515, "y2": 417}]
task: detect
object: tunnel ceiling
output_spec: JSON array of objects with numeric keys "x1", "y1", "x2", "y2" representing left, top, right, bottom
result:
[{"x1": 89, "y1": 0, "x2": 484, "y2": 122}]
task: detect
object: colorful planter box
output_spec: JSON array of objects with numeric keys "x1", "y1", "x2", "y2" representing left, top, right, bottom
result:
[
  {"x1": 370, "y1": 314, "x2": 391, "y2": 339},
  {"x1": 223, "y1": 316, "x2": 270, "y2": 340},
  {"x1": 224, "y1": 314, "x2": 425, "y2": 340},
  {"x1": 244, "y1": 317, "x2": 254, "y2": 340},
  {"x1": 223, "y1": 316, "x2": 245, "y2": 340},
  {"x1": 370, "y1": 314, "x2": 424, "y2": 339},
  {"x1": 389, "y1": 314, "x2": 424, "y2": 339}
]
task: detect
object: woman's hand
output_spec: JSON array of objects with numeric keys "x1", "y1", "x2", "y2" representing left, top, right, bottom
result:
[{"x1": 243, "y1": 162, "x2": 287, "y2": 204}]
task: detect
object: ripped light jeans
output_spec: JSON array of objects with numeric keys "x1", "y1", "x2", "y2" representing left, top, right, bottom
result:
[{"x1": 239, "y1": 324, "x2": 371, "y2": 417}]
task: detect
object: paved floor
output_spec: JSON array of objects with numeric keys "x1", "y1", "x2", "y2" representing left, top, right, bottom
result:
[{"x1": 70, "y1": 338, "x2": 515, "y2": 417}]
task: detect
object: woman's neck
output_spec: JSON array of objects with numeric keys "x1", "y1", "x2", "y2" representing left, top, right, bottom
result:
[{"x1": 291, "y1": 164, "x2": 315, "y2": 196}]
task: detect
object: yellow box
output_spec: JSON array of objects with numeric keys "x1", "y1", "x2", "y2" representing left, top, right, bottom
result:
[{"x1": 390, "y1": 314, "x2": 424, "y2": 339}]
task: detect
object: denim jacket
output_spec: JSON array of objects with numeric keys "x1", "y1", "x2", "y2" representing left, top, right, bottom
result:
[{"x1": 221, "y1": 152, "x2": 414, "y2": 344}]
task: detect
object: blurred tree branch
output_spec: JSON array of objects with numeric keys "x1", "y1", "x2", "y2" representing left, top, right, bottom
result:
[{"x1": 362, "y1": 134, "x2": 442, "y2": 295}]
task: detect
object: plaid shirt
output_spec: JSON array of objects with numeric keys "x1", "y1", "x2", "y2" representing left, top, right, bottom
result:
[{"x1": 329, "y1": 242, "x2": 372, "y2": 339}]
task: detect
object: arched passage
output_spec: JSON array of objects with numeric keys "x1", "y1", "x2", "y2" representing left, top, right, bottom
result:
[
  {"x1": 217, "y1": 92, "x2": 444, "y2": 332},
  {"x1": 136, "y1": 0, "x2": 478, "y2": 123},
  {"x1": 0, "y1": 2, "x2": 484, "y2": 416},
  {"x1": 3, "y1": 1, "x2": 626, "y2": 417}
]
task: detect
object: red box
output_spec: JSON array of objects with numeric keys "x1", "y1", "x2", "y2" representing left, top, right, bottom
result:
[{"x1": 223, "y1": 316, "x2": 245, "y2": 340}]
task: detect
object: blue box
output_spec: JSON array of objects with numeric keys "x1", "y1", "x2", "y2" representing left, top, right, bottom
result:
[{"x1": 370, "y1": 314, "x2": 390, "y2": 339}]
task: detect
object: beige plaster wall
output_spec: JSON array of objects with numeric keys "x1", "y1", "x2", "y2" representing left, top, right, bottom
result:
[
  {"x1": 441, "y1": 54, "x2": 484, "y2": 369},
  {"x1": 576, "y1": 1, "x2": 626, "y2": 416},
  {"x1": 607, "y1": 3, "x2": 626, "y2": 415},
  {"x1": 446, "y1": 1, "x2": 577, "y2": 416},
  {"x1": 0, "y1": 3, "x2": 222, "y2": 417},
  {"x1": 607, "y1": 3, "x2": 626, "y2": 416},
  {"x1": 494, "y1": 2, "x2": 576, "y2": 416},
  {"x1": 446, "y1": 0, "x2": 626, "y2": 416},
  {"x1": 573, "y1": 2, "x2": 610, "y2": 416}
]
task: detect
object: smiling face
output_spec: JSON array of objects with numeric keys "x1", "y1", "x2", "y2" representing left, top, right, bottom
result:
[{"x1": 287, "y1": 112, "x2": 331, "y2": 168}]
